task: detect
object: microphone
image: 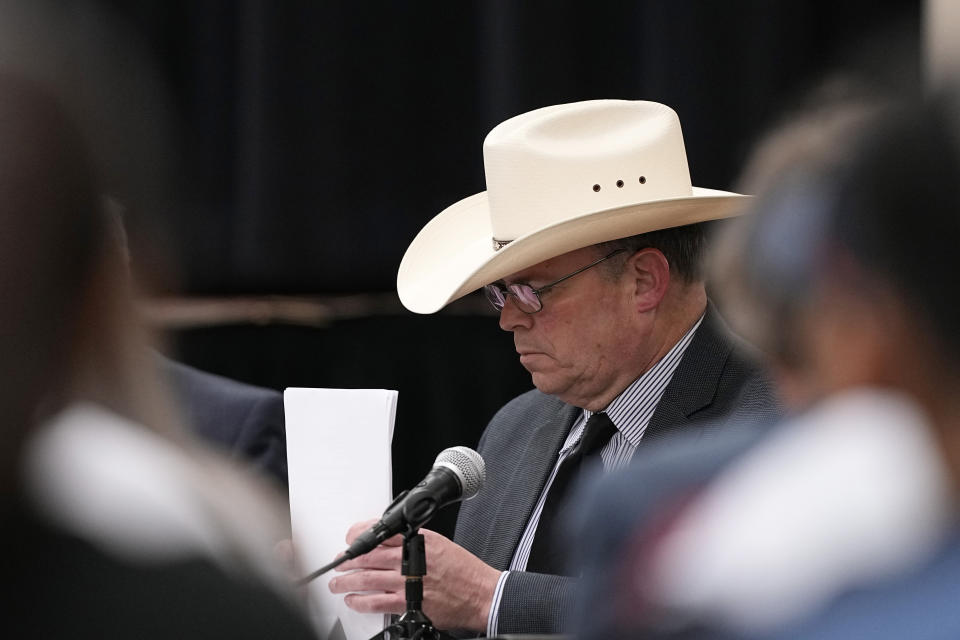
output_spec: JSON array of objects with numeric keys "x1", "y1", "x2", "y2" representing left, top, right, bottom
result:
[
  {"x1": 296, "y1": 446, "x2": 485, "y2": 585},
  {"x1": 345, "y1": 446, "x2": 485, "y2": 559}
]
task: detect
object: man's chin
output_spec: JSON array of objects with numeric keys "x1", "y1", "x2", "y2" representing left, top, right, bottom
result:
[
  {"x1": 520, "y1": 357, "x2": 568, "y2": 394},
  {"x1": 530, "y1": 372, "x2": 563, "y2": 396}
]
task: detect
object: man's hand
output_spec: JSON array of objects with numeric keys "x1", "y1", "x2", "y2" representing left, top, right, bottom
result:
[{"x1": 328, "y1": 519, "x2": 501, "y2": 632}]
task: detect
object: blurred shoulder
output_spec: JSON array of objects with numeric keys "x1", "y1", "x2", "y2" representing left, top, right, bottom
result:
[{"x1": 157, "y1": 355, "x2": 281, "y2": 408}]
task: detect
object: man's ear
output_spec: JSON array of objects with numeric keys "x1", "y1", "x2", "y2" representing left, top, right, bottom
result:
[{"x1": 625, "y1": 248, "x2": 670, "y2": 312}]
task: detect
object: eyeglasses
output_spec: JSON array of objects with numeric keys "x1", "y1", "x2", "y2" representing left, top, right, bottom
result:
[{"x1": 483, "y1": 249, "x2": 627, "y2": 314}]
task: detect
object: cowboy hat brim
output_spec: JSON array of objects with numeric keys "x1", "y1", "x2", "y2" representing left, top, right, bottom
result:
[{"x1": 397, "y1": 187, "x2": 748, "y2": 314}]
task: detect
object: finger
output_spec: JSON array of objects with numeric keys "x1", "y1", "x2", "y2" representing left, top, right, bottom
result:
[
  {"x1": 343, "y1": 592, "x2": 405, "y2": 615},
  {"x1": 345, "y1": 519, "x2": 380, "y2": 544},
  {"x1": 419, "y1": 528, "x2": 444, "y2": 541},
  {"x1": 342, "y1": 524, "x2": 405, "y2": 558},
  {"x1": 379, "y1": 532, "x2": 403, "y2": 546},
  {"x1": 273, "y1": 539, "x2": 296, "y2": 571},
  {"x1": 343, "y1": 525, "x2": 403, "y2": 548},
  {"x1": 337, "y1": 545, "x2": 402, "y2": 572},
  {"x1": 329, "y1": 569, "x2": 404, "y2": 594}
]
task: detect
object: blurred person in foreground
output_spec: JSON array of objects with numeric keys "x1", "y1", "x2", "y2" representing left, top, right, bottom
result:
[
  {"x1": 571, "y1": 95, "x2": 960, "y2": 639},
  {"x1": 331, "y1": 100, "x2": 780, "y2": 635},
  {"x1": 0, "y1": 74, "x2": 317, "y2": 638}
]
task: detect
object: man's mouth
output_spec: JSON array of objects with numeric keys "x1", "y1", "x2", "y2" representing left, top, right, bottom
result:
[{"x1": 517, "y1": 350, "x2": 546, "y2": 366}]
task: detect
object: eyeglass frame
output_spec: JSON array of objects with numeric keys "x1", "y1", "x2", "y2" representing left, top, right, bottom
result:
[{"x1": 483, "y1": 248, "x2": 628, "y2": 314}]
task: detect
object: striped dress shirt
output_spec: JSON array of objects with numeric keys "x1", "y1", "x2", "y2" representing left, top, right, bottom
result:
[{"x1": 486, "y1": 314, "x2": 704, "y2": 636}]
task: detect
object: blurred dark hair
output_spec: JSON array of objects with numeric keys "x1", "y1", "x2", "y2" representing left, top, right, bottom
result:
[
  {"x1": 0, "y1": 73, "x2": 105, "y2": 467},
  {"x1": 599, "y1": 221, "x2": 713, "y2": 283},
  {"x1": 718, "y1": 92, "x2": 960, "y2": 370},
  {"x1": 0, "y1": 1, "x2": 179, "y2": 295}
]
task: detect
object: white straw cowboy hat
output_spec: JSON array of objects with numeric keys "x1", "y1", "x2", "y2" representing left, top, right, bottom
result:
[{"x1": 397, "y1": 99, "x2": 748, "y2": 314}]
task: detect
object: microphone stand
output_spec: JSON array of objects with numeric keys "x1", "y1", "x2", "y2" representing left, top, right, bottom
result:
[{"x1": 369, "y1": 527, "x2": 456, "y2": 640}]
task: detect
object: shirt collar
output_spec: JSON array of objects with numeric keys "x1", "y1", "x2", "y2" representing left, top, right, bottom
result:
[{"x1": 581, "y1": 313, "x2": 704, "y2": 449}]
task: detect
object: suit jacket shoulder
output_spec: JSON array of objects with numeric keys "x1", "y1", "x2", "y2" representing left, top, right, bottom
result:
[
  {"x1": 643, "y1": 302, "x2": 781, "y2": 444},
  {"x1": 157, "y1": 355, "x2": 288, "y2": 486}
]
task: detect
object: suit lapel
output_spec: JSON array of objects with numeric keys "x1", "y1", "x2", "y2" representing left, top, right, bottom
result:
[
  {"x1": 483, "y1": 400, "x2": 580, "y2": 570},
  {"x1": 643, "y1": 303, "x2": 733, "y2": 445}
]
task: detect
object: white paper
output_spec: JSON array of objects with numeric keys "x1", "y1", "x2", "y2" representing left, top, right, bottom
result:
[{"x1": 285, "y1": 388, "x2": 397, "y2": 640}]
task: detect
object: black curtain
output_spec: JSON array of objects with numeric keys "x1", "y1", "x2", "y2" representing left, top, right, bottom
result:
[{"x1": 101, "y1": 0, "x2": 920, "y2": 293}]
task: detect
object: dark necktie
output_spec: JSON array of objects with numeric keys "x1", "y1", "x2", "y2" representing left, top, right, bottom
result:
[{"x1": 525, "y1": 411, "x2": 617, "y2": 575}]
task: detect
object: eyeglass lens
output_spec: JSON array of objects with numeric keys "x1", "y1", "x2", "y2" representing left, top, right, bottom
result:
[
  {"x1": 483, "y1": 284, "x2": 506, "y2": 311},
  {"x1": 509, "y1": 284, "x2": 541, "y2": 311},
  {"x1": 483, "y1": 283, "x2": 542, "y2": 313}
]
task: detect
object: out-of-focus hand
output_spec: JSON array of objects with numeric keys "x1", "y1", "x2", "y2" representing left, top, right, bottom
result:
[
  {"x1": 273, "y1": 538, "x2": 312, "y2": 607},
  {"x1": 274, "y1": 538, "x2": 298, "y2": 576},
  {"x1": 328, "y1": 519, "x2": 500, "y2": 632}
]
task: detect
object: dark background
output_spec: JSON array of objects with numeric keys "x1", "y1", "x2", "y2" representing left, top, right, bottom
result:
[{"x1": 95, "y1": 0, "x2": 920, "y2": 535}]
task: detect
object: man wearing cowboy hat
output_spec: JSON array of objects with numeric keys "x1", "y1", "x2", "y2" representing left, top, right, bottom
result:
[{"x1": 330, "y1": 100, "x2": 780, "y2": 635}]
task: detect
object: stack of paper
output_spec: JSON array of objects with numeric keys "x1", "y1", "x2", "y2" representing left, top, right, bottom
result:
[{"x1": 285, "y1": 388, "x2": 397, "y2": 640}]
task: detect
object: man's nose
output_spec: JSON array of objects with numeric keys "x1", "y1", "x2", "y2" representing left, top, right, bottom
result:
[{"x1": 498, "y1": 296, "x2": 534, "y2": 331}]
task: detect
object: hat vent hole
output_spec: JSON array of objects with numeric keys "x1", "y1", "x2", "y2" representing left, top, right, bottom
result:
[
  {"x1": 616, "y1": 180, "x2": 624, "y2": 188},
  {"x1": 639, "y1": 176, "x2": 647, "y2": 184},
  {"x1": 592, "y1": 184, "x2": 601, "y2": 192}
]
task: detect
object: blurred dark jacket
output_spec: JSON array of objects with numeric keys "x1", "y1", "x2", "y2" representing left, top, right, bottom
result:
[
  {"x1": 569, "y1": 424, "x2": 767, "y2": 640},
  {"x1": 4, "y1": 501, "x2": 316, "y2": 639},
  {"x1": 570, "y1": 390, "x2": 960, "y2": 640},
  {"x1": 158, "y1": 355, "x2": 288, "y2": 486}
]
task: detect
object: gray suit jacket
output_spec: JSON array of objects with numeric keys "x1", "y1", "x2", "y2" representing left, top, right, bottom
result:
[{"x1": 453, "y1": 304, "x2": 780, "y2": 635}]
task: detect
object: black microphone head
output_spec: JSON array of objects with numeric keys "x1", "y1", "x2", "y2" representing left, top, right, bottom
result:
[{"x1": 433, "y1": 446, "x2": 485, "y2": 500}]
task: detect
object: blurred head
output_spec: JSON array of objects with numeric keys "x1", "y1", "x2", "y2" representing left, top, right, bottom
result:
[{"x1": 715, "y1": 95, "x2": 960, "y2": 412}]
